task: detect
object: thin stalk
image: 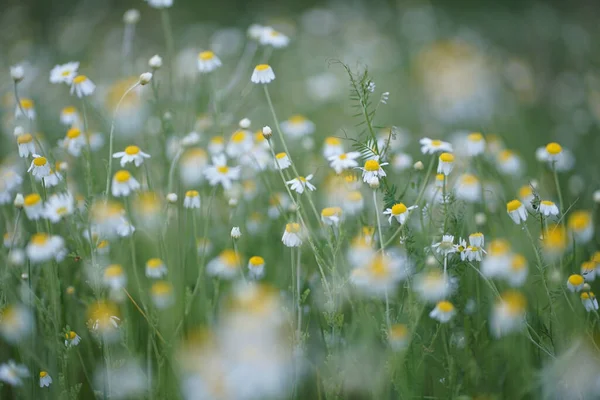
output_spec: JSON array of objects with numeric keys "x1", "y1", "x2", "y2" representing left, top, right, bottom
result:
[{"x1": 160, "y1": 9, "x2": 175, "y2": 96}]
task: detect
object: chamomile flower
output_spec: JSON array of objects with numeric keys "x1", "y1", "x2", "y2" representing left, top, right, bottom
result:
[
  {"x1": 204, "y1": 154, "x2": 240, "y2": 190},
  {"x1": 323, "y1": 137, "x2": 344, "y2": 158},
  {"x1": 180, "y1": 148, "x2": 208, "y2": 186},
  {"x1": 383, "y1": 203, "x2": 417, "y2": 225},
  {"x1": 151, "y1": 281, "x2": 175, "y2": 309},
  {"x1": 23, "y1": 193, "x2": 44, "y2": 220},
  {"x1": 259, "y1": 26, "x2": 290, "y2": 48},
  {"x1": 197, "y1": 51, "x2": 222, "y2": 73},
  {"x1": 437, "y1": 152, "x2": 455, "y2": 175},
  {"x1": 39, "y1": 371, "x2": 52, "y2": 388},
  {"x1": 60, "y1": 106, "x2": 80, "y2": 126},
  {"x1": 543, "y1": 142, "x2": 563, "y2": 162},
  {"x1": 343, "y1": 190, "x2": 364, "y2": 215},
  {"x1": 328, "y1": 151, "x2": 361, "y2": 174},
  {"x1": 64, "y1": 330, "x2": 81, "y2": 347},
  {"x1": 469, "y1": 232, "x2": 485, "y2": 248},
  {"x1": 429, "y1": 301, "x2": 456, "y2": 323},
  {"x1": 183, "y1": 190, "x2": 201, "y2": 209},
  {"x1": 454, "y1": 174, "x2": 481, "y2": 203},
  {"x1": 111, "y1": 170, "x2": 140, "y2": 197},
  {"x1": 581, "y1": 292, "x2": 599, "y2": 312},
  {"x1": 248, "y1": 256, "x2": 266, "y2": 279},
  {"x1": 17, "y1": 133, "x2": 35, "y2": 157},
  {"x1": 207, "y1": 249, "x2": 241, "y2": 279},
  {"x1": 466, "y1": 132, "x2": 486, "y2": 156},
  {"x1": 146, "y1": 258, "x2": 167, "y2": 278},
  {"x1": 274, "y1": 152, "x2": 291, "y2": 170},
  {"x1": 506, "y1": 199, "x2": 527, "y2": 224},
  {"x1": 0, "y1": 305, "x2": 34, "y2": 344},
  {"x1": 419, "y1": 138, "x2": 453, "y2": 154},
  {"x1": 87, "y1": 301, "x2": 121, "y2": 342},
  {"x1": 350, "y1": 251, "x2": 413, "y2": 297},
  {"x1": 103, "y1": 264, "x2": 127, "y2": 290},
  {"x1": 414, "y1": 270, "x2": 457, "y2": 303},
  {"x1": 580, "y1": 261, "x2": 595, "y2": 282},
  {"x1": 0, "y1": 360, "x2": 29, "y2": 386},
  {"x1": 40, "y1": 168, "x2": 62, "y2": 188},
  {"x1": 388, "y1": 324, "x2": 409, "y2": 352},
  {"x1": 282, "y1": 223, "x2": 303, "y2": 247},
  {"x1": 286, "y1": 174, "x2": 316, "y2": 194},
  {"x1": 144, "y1": 0, "x2": 173, "y2": 8},
  {"x1": 207, "y1": 136, "x2": 225, "y2": 155},
  {"x1": 519, "y1": 185, "x2": 535, "y2": 211},
  {"x1": 432, "y1": 235, "x2": 456, "y2": 256},
  {"x1": 490, "y1": 291, "x2": 527, "y2": 337},
  {"x1": 539, "y1": 200, "x2": 559, "y2": 217},
  {"x1": 15, "y1": 98, "x2": 36, "y2": 120},
  {"x1": 391, "y1": 153, "x2": 413, "y2": 172},
  {"x1": 70, "y1": 75, "x2": 96, "y2": 97},
  {"x1": 481, "y1": 239, "x2": 512, "y2": 278},
  {"x1": 568, "y1": 210, "x2": 594, "y2": 243},
  {"x1": 567, "y1": 274, "x2": 585, "y2": 292},
  {"x1": 280, "y1": 115, "x2": 315, "y2": 139},
  {"x1": 358, "y1": 158, "x2": 388, "y2": 184},
  {"x1": 507, "y1": 254, "x2": 528, "y2": 287},
  {"x1": 542, "y1": 224, "x2": 568, "y2": 260},
  {"x1": 50, "y1": 62, "x2": 79, "y2": 84},
  {"x1": 44, "y1": 192, "x2": 74, "y2": 223},
  {"x1": 321, "y1": 207, "x2": 342, "y2": 226},
  {"x1": 28, "y1": 155, "x2": 50, "y2": 178},
  {"x1": 251, "y1": 64, "x2": 275, "y2": 84},
  {"x1": 226, "y1": 129, "x2": 253, "y2": 158},
  {"x1": 112, "y1": 145, "x2": 151, "y2": 167},
  {"x1": 497, "y1": 150, "x2": 523, "y2": 176},
  {"x1": 62, "y1": 127, "x2": 86, "y2": 156}
]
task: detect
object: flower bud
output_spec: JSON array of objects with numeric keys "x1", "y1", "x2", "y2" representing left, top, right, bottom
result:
[
  {"x1": 149, "y1": 55, "x2": 163, "y2": 70},
  {"x1": 413, "y1": 161, "x2": 424, "y2": 171},
  {"x1": 262, "y1": 126, "x2": 272, "y2": 140},
  {"x1": 231, "y1": 227, "x2": 241, "y2": 239},
  {"x1": 368, "y1": 176, "x2": 380, "y2": 189},
  {"x1": 10, "y1": 65, "x2": 24, "y2": 82},
  {"x1": 139, "y1": 72, "x2": 153, "y2": 85},
  {"x1": 239, "y1": 118, "x2": 251, "y2": 129},
  {"x1": 13, "y1": 126, "x2": 24, "y2": 137},
  {"x1": 475, "y1": 212, "x2": 487, "y2": 226},
  {"x1": 14, "y1": 193, "x2": 24, "y2": 208},
  {"x1": 166, "y1": 193, "x2": 178, "y2": 204},
  {"x1": 123, "y1": 9, "x2": 140, "y2": 24},
  {"x1": 594, "y1": 190, "x2": 600, "y2": 204}
]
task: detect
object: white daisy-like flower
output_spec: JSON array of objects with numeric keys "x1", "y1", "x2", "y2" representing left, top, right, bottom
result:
[
  {"x1": 26, "y1": 233, "x2": 66, "y2": 264},
  {"x1": 37, "y1": 169, "x2": 62, "y2": 188},
  {"x1": 328, "y1": 151, "x2": 360, "y2": 174},
  {"x1": 197, "y1": 51, "x2": 222, "y2": 73},
  {"x1": 62, "y1": 127, "x2": 86, "y2": 157},
  {"x1": 282, "y1": 222, "x2": 303, "y2": 247},
  {"x1": 70, "y1": 75, "x2": 96, "y2": 98},
  {"x1": 568, "y1": 211, "x2": 594, "y2": 244},
  {"x1": 323, "y1": 137, "x2": 344, "y2": 158},
  {"x1": 103, "y1": 264, "x2": 127, "y2": 290},
  {"x1": 455, "y1": 174, "x2": 481, "y2": 203},
  {"x1": 16, "y1": 133, "x2": 36, "y2": 158},
  {"x1": 581, "y1": 292, "x2": 599, "y2": 312},
  {"x1": 39, "y1": 371, "x2": 52, "y2": 388},
  {"x1": 64, "y1": 330, "x2": 81, "y2": 347},
  {"x1": 111, "y1": 170, "x2": 141, "y2": 197},
  {"x1": 414, "y1": 271, "x2": 457, "y2": 303},
  {"x1": 391, "y1": 153, "x2": 413, "y2": 172},
  {"x1": 321, "y1": 207, "x2": 343, "y2": 226},
  {"x1": 432, "y1": 235, "x2": 457, "y2": 256},
  {"x1": 437, "y1": 152, "x2": 455, "y2": 176},
  {"x1": 15, "y1": 98, "x2": 36, "y2": 120},
  {"x1": 490, "y1": 291, "x2": 527, "y2": 338},
  {"x1": 280, "y1": 115, "x2": 315, "y2": 139},
  {"x1": 343, "y1": 190, "x2": 364, "y2": 215},
  {"x1": 206, "y1": 249, "x2": 240, "y2": 279},
  {"x1": 27, "y1": 155, "x2": 51, "y2": 179},
  {"x1": 383, "y1": 203, "x2": 417, "y2": 225},
  {"x1": 44, "y1": 192, "x2": 74, "y2": 223},
  {"x1": 251, "y1": 64, "x2": 275, "y2": 84},
  {"x1": 112, "y1": 145, "x2": 151, "y2": 167},
  {"x1": 0, "y1": 360, "x2": 29, "y2": 386},
  {"x1": 23, "y1": 193, "x2": 44, "y2": 220},
  {"x1": 226, "y1": 130, "x2": 253, "y2": 158},
  {"x1": 581, "y1": 261, "x2": 595, "y2": 282},
  {"x1": 203, "y1": 154, "x2": 240, "y2": 190},
  {"x1": 419, "y1": 138, "x2": 453, "y2": 154},
  {"x1": 145, "y1": 258, "x2": 167, "y2": 278},
  {"x1": 497, "y1": 150, "x2": 523, "y2": 176},
  {"x1": 539, "y1": 200, "x2": 559, "y2": 217},
  {"x1": 567, "y1": 274, "x2": 585, "y2": 292},
  {"x1": 247, "y1": 256, "x2": 265, "y2": 279},
  {"x1": 466, "y1": 132, "x2": 486, "y2": 156},
  {"x1": 60, "y1": 106, "x2": 80, "y2": 126},
  {"x1": 535, "y1": 145, "x2": 574, "y2": 172},
  {"x1": 506, "y1": 200, "x2": 527, "y2": 224},
  {"x1": 357, "y1": 158, "x2": 388, "y2": 184},
  {"x1": 274, "y1": 152, "x2": 292, "y2": 170},
  {"x1": 207, "y1": 136, "x2": 225, "y2": 155},
  {"x1": 150, "y1": 281, "x2": 175, "y2": 309},
  {"x1": 286, "y1": 174, "x2": 316, "y2": 194},
  {"x1": 259, "y1": 26, "x2": 290, "y2": 48},
  {"x1": 506, "y1": 254, "x2": 528, "y2": 287},
  {"x1": 50, "y1": 62, "x2": 79, "y2": 84},
  {"x1": 429, "y1": 301, "x2": 456, "y2": 323},
  {"x1": 144, "y1": 0, "x2": 173, "y2": 8},
  {"x1": 183, "y1": 190, "x2": 201, "y2": 209}
]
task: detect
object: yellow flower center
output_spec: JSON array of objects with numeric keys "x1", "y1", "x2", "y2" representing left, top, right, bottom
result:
[
  {"x1": 147, "y1": 258, "x2": 164, "y2": 269},
  {"x1": 24, "y1": 193, "x2": 41, "y2": 207},
  {"x1": 506, "y1": 199, "x2": 522, "y2": 212},
  {"x1": 545, "y1": 142, "x2": 562, "y2": 155},
  {"x1": 347, "y1": 191, "x2": 362, "y2": 202},
  {"x1": 391, "y1": 203, "x2": 407, "y2": 215},
  {"x1": 364, "y1": 159, "x2": 380, "y2": 171},
  {"x1": 289, "y1": 115, "x2": 307, "y2": 124},
  {"x1": 255, "y1": 64, "x2": 270, "y2": 71},
  {"x1": 30, "y1": 233, "x2": 49, "y2": 245},
  {"x1": 518, "y1": 185, "x2": 533, "y2": 198},
  {"x1": 231, "y1": 130, "x2": 246, "y2": 143},
  {"x1": 321, "y1": 207, "x2": 341, "y2": 218},
  {"x1": 568, "y1": 211, "x2": 591, "y2": 231},
  {"x1": 62, "y1": 106, "x2": 76, "y2": 114},
  {"x1": 33, "y1": 157, "x2": 47, "y2": 167},
  {"x1": 439, "y1": 152, "x2": 454, "y2": 162},
  {"x1": 468, "y1": 132, "x2": 483, "y2": 142},
  {"x1": 125, "y1": 145, "x2": 140, "y2": 155},
  {"x1": 61, "y1": 70, "x2": 72, "y2": 77},
  {"x1": 286, "y1": 223, "x2": 301, "y2": 233},
  {"x1": 499, "y1": 150, "x2": 514, "y2": 161},
  {"x1": 67, "y1": 331, "x2": 77, "y2": 340},
  {"x1": 339, "y1": 153, "x2": 347, "y2": 160},
  {"x1": 40, "y1": 371, "x2": 47, "y2": 378},
  {"x1": 249, "y1": 256, "x2": 264, "y2": 266},
  {"x1": 581, "y1": 292, "x2": 595, "y2": 300},
  {"x1": 17, "y1": 133, "x2": 33, "y2": 144},
  {"x1": 389, "y1": 324, "x2": 408, "y2": 339},
  {"x1": 461, "y1": 174, "x2": 478, "y2": 185},
  {"x1": 511, "y1": 254, "x2": 527, "y2": 271},
  {"x1": 73, "y1": 75, "x2": 87, "y2": 84},
  {"x1": 501, "y1": 291, "x2": 526, "y2": 314},
  {"x1": 489, "y1": 239, "x2": 510, "y2": 256},
  {"x1": 275, "y1": 152, "x2": 287, "y2": 159},
  {"x1": 104, "y1": 264, "x2": 124, "y2": 278},
  {"x1": 541, "y1": 200, "x2": 554, "y2": 206},
  {"x1": 431, "y1": 140, "x2": 442, "y2": 147},
  {"x1": 582, "y1": 261, "x2": 595, "y2": 272},
  {"x1": 217, "y1": 165, "x2": 229, "y2": 174},
  {"x1": 437, "y1": 301, "x2": 454, "y2": 313},
  {"x1": 221, "y1": 249, "x2": 240, "y2": 267},
  {"x1": 97, "y1": 240, "x2": 109, "y2": 249},
  {"x1": 56, "y1": 206, "x2": 68, "y2": 216},
  {"x1": 543, "y1": 225, "x2": 567, "y2": 249},
  {"x1": 568, "y1": 274, "x2": 584, "y2": 286},
  {"x1": 151, "y1": 281, "x2": 173, "y2": 296},
  {"x1": 20, "y1": 98, "x2": 33, "y2": 109},
  {"x1": 66, "y1": 128, "x2": 81, "y2": 139},
  {"x1": 186, "y1": 190, "x2": 199, "y2": 198},
  {"x1": 198, "y1": 51, "x2": 215, "y2": 61},
  {"x1": 325, "y1": 137, "x2": 341, "y2": 146},
  {"x1": 370, "y1": 255, "x2": 390, "y2": 278},
  {"x1": 114, "y1": 170, "x2": 131, "y2": 183}
]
